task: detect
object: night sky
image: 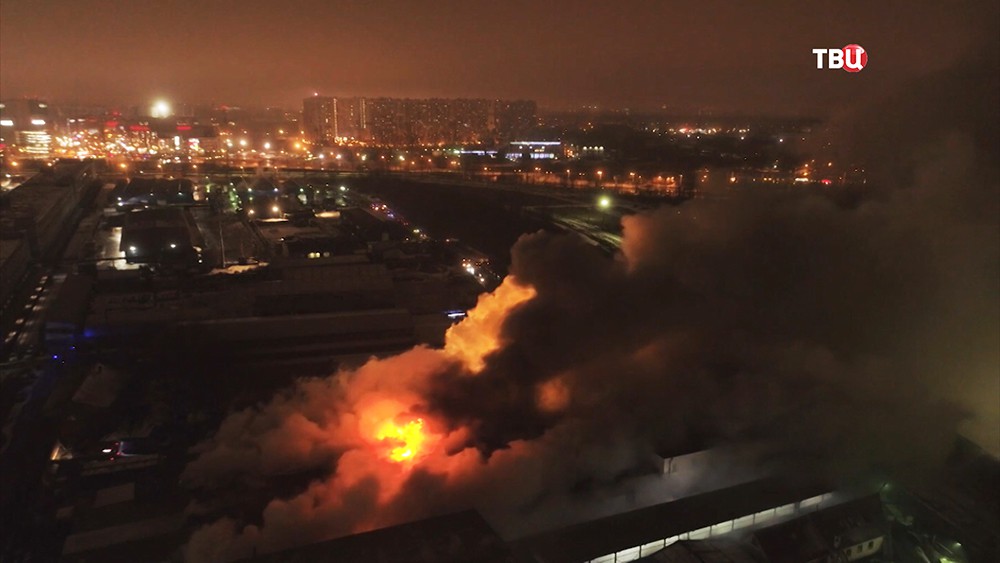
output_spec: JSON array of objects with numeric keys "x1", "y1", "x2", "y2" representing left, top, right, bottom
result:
[{"x1": 0, "y1": 1, "x2": 993, "y2": 113}]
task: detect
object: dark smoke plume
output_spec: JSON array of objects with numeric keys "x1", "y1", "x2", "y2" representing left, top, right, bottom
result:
[{"x1": 182, "y1": 27, "x2": 998, "y2": 562}]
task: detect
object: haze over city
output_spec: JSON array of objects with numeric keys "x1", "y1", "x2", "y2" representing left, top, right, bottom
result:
[
  {"x1": 1, "y1": 2, "x2": 997, "y2": 563},
  {"x1": 0, "y1": 1, "x2": 991, "y2": 113}
]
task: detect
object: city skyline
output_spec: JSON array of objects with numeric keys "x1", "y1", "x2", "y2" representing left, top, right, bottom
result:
[{"x1": 0, "y1": 2, "x2": 997, "y2": 562}]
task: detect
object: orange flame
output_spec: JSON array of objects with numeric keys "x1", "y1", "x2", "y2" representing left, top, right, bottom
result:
[
  {"x1": 445, "y1": 277, "x2": 536, "y2": 373},
  {"x1": 375, "y1": 418, "x2": 427, "y2": 463}
]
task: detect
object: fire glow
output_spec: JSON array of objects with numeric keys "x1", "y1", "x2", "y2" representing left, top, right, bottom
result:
[
  {"x1": 444, "y1": 278, "x2": 536, "y2": 373},
  {"x1": 375, "y1": 418, "x2": 427, "y2": 462},
  {"x1": 184, "y1": 276, "x2": 545, "y2": 560}
]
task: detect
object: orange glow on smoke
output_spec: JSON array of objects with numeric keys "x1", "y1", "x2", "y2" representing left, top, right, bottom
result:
[
  {"x1": 445, "y1": 277, "x2": 536, "y2": 373},
  {"x1": 537, "y1": 377, "x2": 571, "y2": 412},
  {"x1": 375, "y1": 418, "x2": 427, "y2": 462},
  {"x1": 183, "y1": 275, "x2": 551, "y2": 559}
]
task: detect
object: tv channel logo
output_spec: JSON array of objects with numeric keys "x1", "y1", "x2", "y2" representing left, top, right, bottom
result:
[{"x1": 812, "y1": 45, "x2": 868, "y2": 72}]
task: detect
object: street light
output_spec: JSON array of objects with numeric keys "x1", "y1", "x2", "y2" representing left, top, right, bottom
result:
[
  {"x1": 151, "y1": 100, "x2": 171, "y2": 118},
  {"x1": 598, "y1": 195, "x2": 612, "y2": 209}
]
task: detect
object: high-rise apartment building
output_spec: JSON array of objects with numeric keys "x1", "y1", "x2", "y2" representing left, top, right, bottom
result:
[
  {"x1": 302, "y1": 95, "x2": 335, "y2": 143},
  {"x1": 365, "y1": 98, "x2": 536, "y2": 145},
  {"x1": 302, "y1": 95, "x2": 535, "y2": 145},
  {"x1": 334, "y1": 97, "x2": 368, "y2": 140}
]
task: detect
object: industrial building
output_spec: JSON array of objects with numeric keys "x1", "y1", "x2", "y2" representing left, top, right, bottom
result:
[
  {"x1": 0, "y1": 160, "x2": 99, "y2": 303},
  {"x1": 248, "y1": 510, "x2": 514, "y2": 563},
  {"x1": 119, "y1": 207, "x2": 202, "y2": 267}
]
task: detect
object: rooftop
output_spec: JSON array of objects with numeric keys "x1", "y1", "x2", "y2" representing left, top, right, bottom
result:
[
  {"x1": 247, "y1": 510, "x2": 512, "y2": 563},
  {"x1": 516, "y1": 476, "x2": 833, "y2": 563}
]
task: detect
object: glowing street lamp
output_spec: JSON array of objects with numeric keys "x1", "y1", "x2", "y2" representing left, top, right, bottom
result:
[
  {"x1": 597, "y1": 195, "x2": 612, "y2": 209},
  {"x1": 151, "y1": 100, "x2": 171, "y2": 118}
]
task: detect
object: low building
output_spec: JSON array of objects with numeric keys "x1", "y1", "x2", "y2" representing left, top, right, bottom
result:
[
  {"x1": 753, "y1": 495, "x2": 887, "y2": 563},
  {"x1": 0, "y1": 161, "x2": 100, "y2": 304},
  {"x1": 340, "y1": 206, "x2": 411, "y2": 242},
  {"x1": 112, "y1": 177, "x2": 195, "y2": 208},
  {"x1": 248, "y1": 509, "x2": 513, "y2": 563},
  {"x1": 173, "y1": 308, "x2": 416, "y2": 369},
  {"x1": 0, "y1": 235, "x2": 29, "y2": 304},
  {"x1": 636, "y1": 538, "x2": 764, "y2": 562},
  {"x1": 119, "y1": 207, "x2": 202, "y2": 267},
  {"x1": 0, "y1": 178, "x2": 79, "y2": 257},
  {"x1": 505, "y1": 140, "x2": 562, "y2": 161},
  {"x1": 515, "y1": 476, "x2": 846, "y2": 563}
]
